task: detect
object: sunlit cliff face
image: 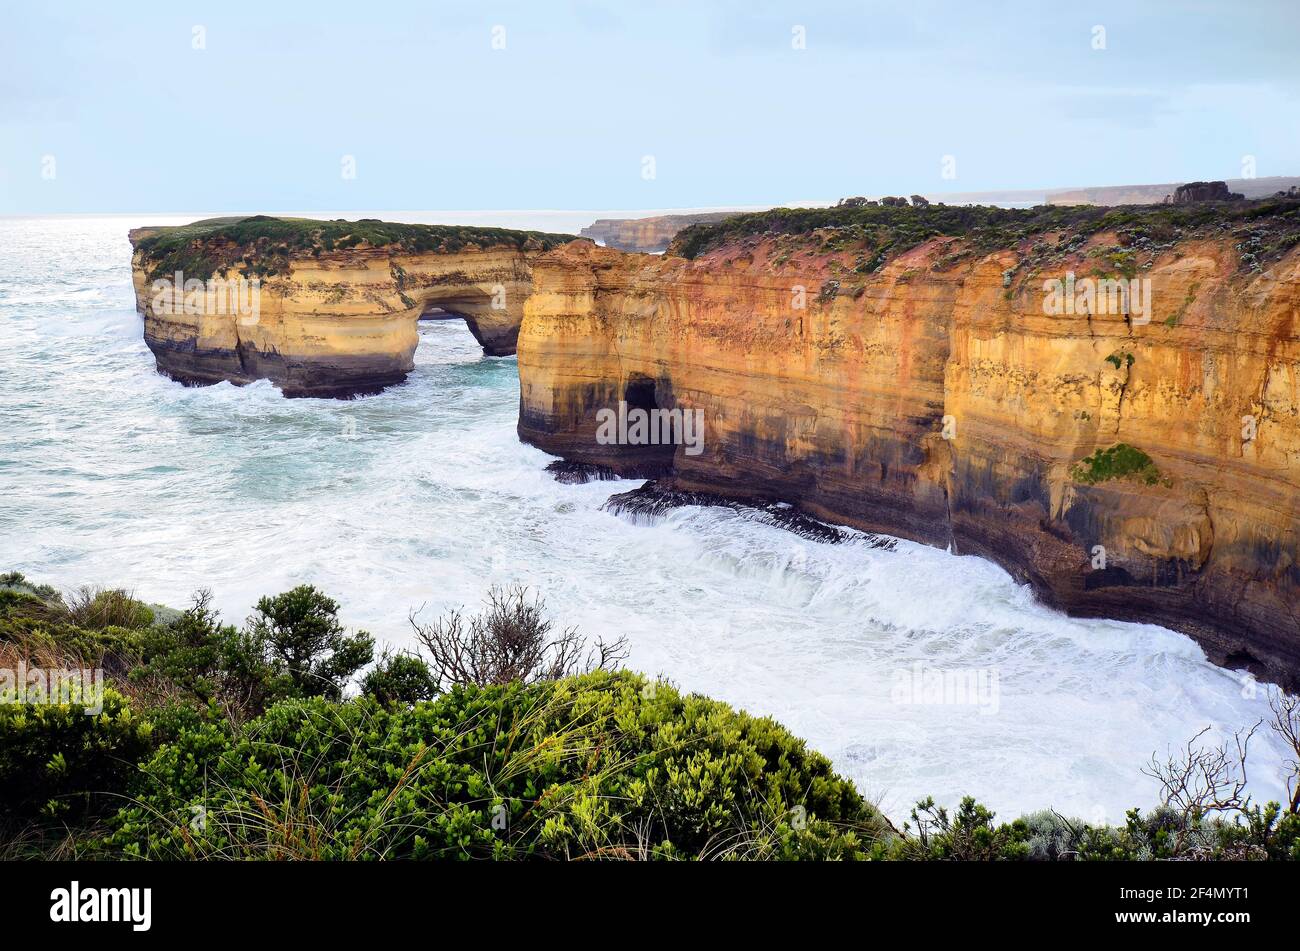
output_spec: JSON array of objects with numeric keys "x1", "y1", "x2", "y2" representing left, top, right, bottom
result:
[
  {"x1": 516, "y1": 222, "x2": 1300, "y2": 689},
  {"x1": 128, "y1": 222, "x2": 569, "y2": 397}
]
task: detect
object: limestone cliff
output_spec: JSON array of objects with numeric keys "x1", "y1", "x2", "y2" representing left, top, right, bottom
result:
[
  {"x1": 129, "y1": 216, "x2": 577, "y2": 397},
  {"x1": 517, "y1": 200, "x2": 1300, "y2": 688}
]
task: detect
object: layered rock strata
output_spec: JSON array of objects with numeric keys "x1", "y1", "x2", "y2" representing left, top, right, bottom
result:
[
  {"x1": 129, "y1": 216, "x2": 576, "y2": 396},
  {"x1": 517, "y1": 200, "x2": 1300, "y2": 688}
]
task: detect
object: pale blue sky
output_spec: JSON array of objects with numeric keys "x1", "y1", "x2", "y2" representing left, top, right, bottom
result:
[{"x1": 2, "y1": 0, "x2": 1298, "y2": 214}]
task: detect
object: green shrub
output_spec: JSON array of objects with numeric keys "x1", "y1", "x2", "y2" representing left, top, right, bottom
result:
[
  {"x1": 1, "y1": 575, "x2": 66, "y2": 633},
  {"x1": 133, "y1": 586, "x2": 373, "y2": 713},
  {"x1": 886, "y1": 796, "x2": 1030, "y2": 860},
  {"x1": 0, "y1": 571, "x2": 61, "y2": 602},
  {"x1": 1113, "y1": 802, "x2": 1300, "y2": 861},
  {"x1": 133, "y1": 589, "x2": 270, "y2": 709},
  {"x1": 0, "y1": 688, "x2": 154, "y2": 821},
  {"x1": 1070, "y1": 443, "x2": 1164, "y2": 486},
  {"x1": 878, "y1": 798, "x2": 1300, "y2": 862},
  {"x1": 107, "y1": 670, "x2": 886, "y2": 860},
  {"x1": 246, "y1": 585, "x2": 373, "y2": 701},
  {"x1": 0, "y1": 588, "x2": 64, "y2": 641},
  {"x1": 361, "y1": 650, "x2": 437, "y2": 705}
]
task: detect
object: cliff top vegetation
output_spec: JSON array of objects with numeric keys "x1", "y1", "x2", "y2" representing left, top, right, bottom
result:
[
  {"x1": 131, "y1": 215, "x2": 582, "y2": 280},
  {"x1": 669, "y1": 196, "x2": 1300, "y2": 277}
]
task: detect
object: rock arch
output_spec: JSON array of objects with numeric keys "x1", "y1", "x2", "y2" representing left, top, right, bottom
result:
[{"x1": 129, "y1": 218, "x2": 577, "y2": 397}]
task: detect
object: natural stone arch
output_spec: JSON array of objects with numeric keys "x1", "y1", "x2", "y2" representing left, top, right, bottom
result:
[
  {"x1": 404, "y1": 260, "x2": 533, "y2": 357},
  {"x1": 128, "y1": 218, "x2": 577, "y2": 397}
]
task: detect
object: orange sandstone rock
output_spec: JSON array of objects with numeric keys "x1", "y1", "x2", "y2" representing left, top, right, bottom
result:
[
  {"x1": 517, "y1": 225, "x2": 1300, "y2": 687},
  {"x1": 128, "y1": 218, "x2": 575, "y2": 396}
]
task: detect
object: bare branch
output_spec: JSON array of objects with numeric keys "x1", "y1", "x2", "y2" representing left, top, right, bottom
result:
[
  {"x1": 410, "y1": 585, "x2": 628, "y2": 691},
  {"x1": 1267, "y1": 692, "x2": 1300, "y2": 814},
  {"x1": 1142, "y1": 722, "x2": 1261, "y2": 820}
]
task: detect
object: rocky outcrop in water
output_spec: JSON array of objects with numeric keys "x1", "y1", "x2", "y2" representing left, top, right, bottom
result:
[
  {"x1": 128, "y1": 216, "x2": 576, "y2": 397},
  {"x1": 517, "y1": 200, "x2": 1300, "y2": 688}
]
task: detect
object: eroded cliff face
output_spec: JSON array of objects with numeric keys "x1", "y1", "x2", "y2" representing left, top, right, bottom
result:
[
  {"x1": 517, "y1": 209, "x2": 1300, "y2": 687},
  {"x1": 129, "y1": 217, "x2": 574, "y2": 397}
]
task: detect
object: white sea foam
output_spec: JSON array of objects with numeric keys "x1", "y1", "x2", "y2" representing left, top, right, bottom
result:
[{"x1": 0, "y1": 214, "x2": 1292, "y2": 823}]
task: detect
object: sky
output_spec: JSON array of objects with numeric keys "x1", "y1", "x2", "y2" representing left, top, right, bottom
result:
[{"x1": 2, "y1": 0, "x2": 1298, "y2": 214}]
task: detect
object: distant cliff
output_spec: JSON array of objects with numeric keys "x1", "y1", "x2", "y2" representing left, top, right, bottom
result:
[
  {"x1": 579, "y1": 212, "x2": 744, "y2": 253},
  {"x1": 518, "y1": 199, "x2": 1300, "y2": 688},
  {"x1": 1046, "y1": 176, "x2": 1300, "y2": 206},
  {"x1": 128, "y1": 216, "x2": 576, "y2": 397}
]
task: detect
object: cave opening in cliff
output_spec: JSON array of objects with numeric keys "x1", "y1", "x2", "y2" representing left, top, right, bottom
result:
[
  {"x1": 623, "y1": 376, "x2": 660, "y2": 416},
  {"x1": 614, "y1": 375, "x2": 682, "y2": 475}
]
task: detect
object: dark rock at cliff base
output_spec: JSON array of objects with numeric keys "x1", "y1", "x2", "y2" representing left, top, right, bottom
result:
[
  {"x1": 146, "y1": 336, "x2": 411, "y2": 399},
  {"x1": 1169, "y1": 181, "x2": 1245, "y2": 204},
  {"x1": 603, "y1": 481, "x2": 898, "y2": 548},
  {"x1": 545, "y1": 460, "x2": 621, "y2": 484}
]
